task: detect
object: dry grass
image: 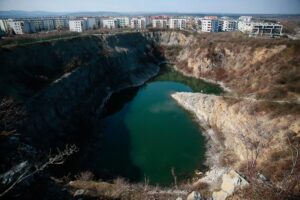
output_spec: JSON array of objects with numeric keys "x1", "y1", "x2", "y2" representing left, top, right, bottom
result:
[
  {"x1": 174, "y1": 31, "x2": 300, "y2": 101},
  {"x1": 68, "y1": 178, "x2": 190, "y2": 200},
  {"x1": 254, "y1": 101, "x2": 300, "y2": 118}
]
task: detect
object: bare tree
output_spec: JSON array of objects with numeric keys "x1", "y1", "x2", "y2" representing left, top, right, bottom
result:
[
  {"x1": 0, "y1": 144, "x2": 79, "y2": 198},
  {"x1": 0, "y1": 98, "x2": 25, "y2": 136},
  {"x1": 236, "y1": 102, "x2": 274, "y2": 199},
  {"x1": 237, "y1": 102, "x2": 300, "y2": 199},
  {"x1": 171, "y1": 167, "x2": 178, "y2": 189}
]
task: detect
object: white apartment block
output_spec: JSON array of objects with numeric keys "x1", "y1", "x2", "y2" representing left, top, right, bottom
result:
[
  {"x1": 8, "y1": 20, "x2": 33, "y2": 34},
  {"x1": 249, "y1": 23, "x2": 283, "y2": 37},
  {"x1": 194, "y1": 17, "x2": 203, "y2": 29},
  {"x1": 152, "y1": 19, "x2": 168, "y2": 29},
  {"x1": 0, "y1": 19, "x2": 10, "y2": 33},
  {"x1": 101, "y1": 18, "x2": 116, "y2": 29},
  {"x1": 130, "y1": 17, "x2": 146, "y2": 29},
  {"x1": 69, "y1": 20, "x2": 87, "y2": 32},
  {"x1": 169, "y1": 18, "x2": 187, "y2": 29},
  {"x1": 201, "y1": 19, "x2": 219, "y2": 32},
  {"x1": 54, "y1": 18, "x2": 69, "y2": 30},
  {"x1": 43, "y1": 19, "x2": 55, "y2": 31},
  {"x1": 115, "y1": 17, "x2": 130, "y2": 28},
  {"x1": 219, "y1": 19, "x2": 237, "y2": 32},
  {"x1": 238, "y1": 16, "x2": 253, "y2": 32},
  {"x1": 32, "y1": 19, "x2": 44, "y2": 31}
]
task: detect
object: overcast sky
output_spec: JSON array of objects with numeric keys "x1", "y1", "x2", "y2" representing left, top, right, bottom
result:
[{"x1": 0, "y1": 0, "x2": 299, "y2": 14}]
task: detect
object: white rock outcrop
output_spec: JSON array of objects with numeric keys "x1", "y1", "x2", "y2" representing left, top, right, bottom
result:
[
  {"x1": 187, "y1": 191, "x2": 202, "y2": 200},
  {"x1": 212, "y1": 170, "x2": 248, "y2": 200}
]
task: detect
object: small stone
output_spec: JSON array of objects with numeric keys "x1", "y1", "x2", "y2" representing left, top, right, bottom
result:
[
  {"x1": 74, "y1": 189, "x2": 85, "y2": 197},
  {"x1": 187, "y1": 191, "x2": 201, "y2": 200},
  {"x1": 176, "y1": 197, "x2": 183, "y2": 200},
  {"x1": 212, "y1": 190, "x2": 228, "y2": 200}
]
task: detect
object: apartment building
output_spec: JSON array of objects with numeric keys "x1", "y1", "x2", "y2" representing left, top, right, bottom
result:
[
  {"x1": 194, "y1": 17, "x2": 203, "y2": 30},
  {"x1": 84, "y1": 17, "x2": 97, "y2": 30},
  {"x1": 69, "y1": 20, "x2": 87, "y2": 32},
  {"x1": 101, "y1": 18, "x2": 116, "y2": 29},
  {"x1": 201, "y1": 18, "x2": 219, "y2": 32},
  {"x1": 169, "y1": 18, "x2": 187, "y2": 29},
  {"x1": 31, "y1": 19, "x2": 44, "y2": 31},
  {"x1": 152, "y1": 16, "x2": 168, "y2": 29},
  {"x1": 0, "y1": 19, "x2": 10, "y2": 33},
  {"x1": 238, "y1": 16, "x2": 253, "y2": 32},
  {"x1": 130, "y1": 17, "x2": 146, "y2": 29},
  {"x1": 42, "y1": 19, "x2": 55, "y2": 31},
  {"x1": 249, "y1": 23, "x2": 283, "y2": 37},
  {"x1": 54, "y1": 18, "x2": 69, "y2": 30},
  {"x1": 219, "y1": 18, "x2": 237, "y2": 32},
  {"x1": 8, "y1": 20, "x2": 35, "y2": 34},
  {"x1": 115, "y1": 17, "x2": 130, "y2": 28}
]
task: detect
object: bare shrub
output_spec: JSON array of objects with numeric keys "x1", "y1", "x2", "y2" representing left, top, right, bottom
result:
[
  {"x1": 0, "y1": 98, "x2": 25, "y2": 136},
  {"x1": 0, "y1": 144, "x2": 79, "y2": 198},
  {"x1": 211, "y1": 125, "x2": 225, "y2": 146},
  {"x1": 75, "y1": 171, "x2": 94, "y2": 181}
]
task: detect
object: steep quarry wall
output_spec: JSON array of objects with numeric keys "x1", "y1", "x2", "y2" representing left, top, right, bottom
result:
[
  {"x1": 161, "y1": 32, "x2": 300, "y2": 101},
  {"x1": 1, "y1": 31, "x2": 299, "y2": 199},
  {"x1": 172, "y1": 93, "x2": 300, "y2": 165},
  {"x1": 0, "y1": 31, "x2": 194, "y2": 149}
]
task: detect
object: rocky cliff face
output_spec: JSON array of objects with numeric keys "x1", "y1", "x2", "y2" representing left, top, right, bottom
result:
[
  {"x1": 1, "y1": 31, "x2": 299, "y2": 199},
  {"x1": 160, "y1": 32, "x2": 300, "y2": 101},
  {"x1": 172, "y1": 92, "x2": 299, "y2": 164}
]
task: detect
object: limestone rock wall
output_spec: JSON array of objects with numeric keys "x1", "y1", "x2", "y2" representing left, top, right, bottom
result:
[{"x1": 171, "y1": 92, "x2": 300, "y2": 165}]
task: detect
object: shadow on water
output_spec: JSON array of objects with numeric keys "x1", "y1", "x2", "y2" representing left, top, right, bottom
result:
[
  {"x1": 82, "y1": 87, "x2": 142, "y2": 181},
  {"x1": 154, "y1": 65, "x2": 223, "y2": 94},
  {"x1": 50, "y1": 66, "x2": 223, "y2": 185}
]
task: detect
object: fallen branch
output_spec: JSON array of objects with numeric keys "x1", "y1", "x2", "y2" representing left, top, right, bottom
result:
[{"x1": 0, "y1": 144, "x2": 79, "y2": 198}]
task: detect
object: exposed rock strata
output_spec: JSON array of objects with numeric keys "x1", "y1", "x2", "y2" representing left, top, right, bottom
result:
[{"x1": 172, "y1": 92, "x2": 299, "y2": 162}]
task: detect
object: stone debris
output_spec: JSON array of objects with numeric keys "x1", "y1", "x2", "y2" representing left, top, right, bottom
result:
[
  {"x1": 187, "y1": 191, "x2": 202, "y2": 200},
  {"x1": 212, "y1": 170, "x2": 248, "y2": 200},
  {"x1": 0, "y1": 161, "x2": 29, "y2": 185},
  {"x1": 74, "y1": 189, "x2": 85, "y2": 197}
]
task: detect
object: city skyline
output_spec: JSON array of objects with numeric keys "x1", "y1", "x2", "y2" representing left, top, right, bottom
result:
[{"x1": 0, "y1": 0, "x2": 300, "y2": 14}]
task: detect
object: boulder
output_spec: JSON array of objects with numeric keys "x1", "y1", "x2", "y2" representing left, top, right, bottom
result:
[
  {"x1": 187, "y1": 191, "x2": 201, "y2": 200},
  {"x1": 212, "y1": 170, "x2": 248, "y2": 200},
  {"x1": 74, "y1": 189, "x2": 85, "y2": 197},
  {"x1": 212, "y1": 190, "x2": 228, "y2": 200}
]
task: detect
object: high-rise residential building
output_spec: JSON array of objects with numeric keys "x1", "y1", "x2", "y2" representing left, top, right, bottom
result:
[
  {"x1": 194, "y1": 17, "x2": 203, "y2": 30},
  {"x1": 84, "y1": 17, "x2": 97, "y2": 30},
  {"x1": 101, "y1": 18, "x2": 116, "y2": 29},
  {"x1": 169, "y1": 18, "x2": 187, "y2": 29},
  {"x1": 201, "y1": 18, "x2": 219, "y2": 32},
  {"x1": 43, "y1": 19, "x2": 55, "y2": 31},
  {"x1": 130, "y1": 17, "x2": 146, "y2": 29},
  {"x1": 8, "y1": 20, "x2": 35, "y2": 34},
  {"x1": 152, "y1": 16, "x2": 168, "y2": 29},
  {"x1": 54, "y1": 18, "x2": 69, "y2": 30},
  {"x1": 31, "y1": 19, "x2": 44, "y2": 31},
  {"x1": 69, "y1": 20, "x2": 87, "y2": 32},
  {"x1": 238, "y1": 16, "x2": 253, "y2": 32},
  {"x1": 249, "y1": 23, "x2": 283, "y2": 37},
  {"x1": 0, "y1": 19, "x2": 10, "y2": 33},
  {"x1": 219, "y1": 18, "x2": 238, "y2": 32},
  {"x1": 115, "y1": 17, "x2": 130, "y2": 28}
]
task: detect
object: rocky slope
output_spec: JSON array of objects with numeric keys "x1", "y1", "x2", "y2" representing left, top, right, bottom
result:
[
  {"x1": 172, "y1": 92, "x2": 299, "y2": 165},
  {"x1": 162, "y1": 32, "x2": 300, "y2": 101},
  {"x1": 163, "y1": 31, "x2": 300, "y2": 198},
  {"x1": 1, "y1": 30, "x2": 299, "y2": 199},
  {"x1": 165, "y1": 34, "x2": 300, "y2": 199}
]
